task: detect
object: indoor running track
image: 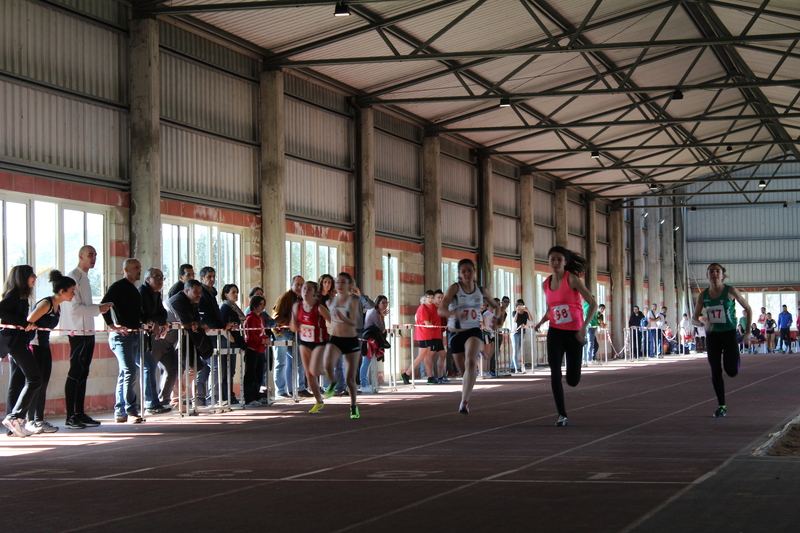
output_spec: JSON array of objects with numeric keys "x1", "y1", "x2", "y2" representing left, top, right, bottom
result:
[{"x1": 2, "y1": 352, "x2": 800, "y2": 533}]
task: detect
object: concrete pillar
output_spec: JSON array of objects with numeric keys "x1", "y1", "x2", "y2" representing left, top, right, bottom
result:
[
  {"x1": 259, "y1": 69, "x2": 286, "y2": 305},
  {"x1": 646, "y1": 203, "x2": 661, "y2": 307},
  {"x1": 520, "y1": 173, "x2": 536, "y2": 313},
  {"x1": 585, "y1": 198, "x2": 597, "y2": 298},
  {"x1": 662, "y1": 207, "x2": 677, "y2": 329},
  {"x1": 478, "y1": 155, "x2": 493, "y2": 288},
  {"x1": 674, "y1": 207, "x2": 687, "y2": 316},
  {"x1": 129, "y1": 18, "x2": 161, "y2": 271},
  {"x1": 554, "y1": 185, "x2": 568, "y2": 248},
  {"x1": 422, "y1": 136, "x2": 442, "y2": 290},
  {"x1": 609, "y1": 208, "x2": 625, "y2": 351},
  {"x1": 355, "y1": 106, "x2": 376, "y2": 298},
  {"x1": 632, "y1": 202, "x2": 645, "y2": 308}
]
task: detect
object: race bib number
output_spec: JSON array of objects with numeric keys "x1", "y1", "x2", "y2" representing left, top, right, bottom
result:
[
  {"x1": 707, "y1": 305, "x2": 726, "y2": 324},
  {"x1": 552, "y1": 305, "x2": 573, "y2": 325},
  {"x1": 300, "y1": 324, "x2": 315, "y2": 342},
  {"x1": 460, "y1": 309, "x2": 479, "y2": 321}
]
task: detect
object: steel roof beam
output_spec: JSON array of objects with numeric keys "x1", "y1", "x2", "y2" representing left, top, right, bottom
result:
[
  {"x1": 410, "y1": 0, "x2": 487, "y2": 55},
  {"x1": 618, "y1": 200, "x2": 796, "y2": 208},
  {"x1": 531, "y1": 160, "x2": 797, "y2": 171},
  {"x1": 491, "y1": 140, "x2": 784, "y2": 154},
  {"x1": 603, "y1": 188, "x2": 800, "y2": 199},
  {"x1": 269, "y1": 32, "x2": 800, "y2": 66},
  {"x1": 564, "y1": 175, "x2": 800, "y2": 187},
  {"x1": 141, "y1": 0, "x2": 414, "y2": 16}
]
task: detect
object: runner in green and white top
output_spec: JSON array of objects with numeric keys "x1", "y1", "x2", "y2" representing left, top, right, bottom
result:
[{"x1": 691, "y1": 263, "x2": 751, "y2": 418}]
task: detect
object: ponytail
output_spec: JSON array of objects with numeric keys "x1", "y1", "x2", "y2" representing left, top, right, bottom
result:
[{"x1": 49, "y1": 269, "x2": 76, "y2": 295}]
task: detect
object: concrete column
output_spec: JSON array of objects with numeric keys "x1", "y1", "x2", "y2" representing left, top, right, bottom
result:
[
  {"x1": 422, "y1": 136, "x2": 442, "y2": 290},
  {"x1": 355, "y1": 106, "x2": 376, "y2": 298},
  {"x1": 554, "y1": 185, "x2": 568, "y2": 248},
  {"x1": 646, "y1": 203, "x2": 662, "y2": 307},
  {"x1": 129, "y1": 18, "x2": 161, "y2": 271},
  {"x1": 674, "y1": 208, "x2": 687, "y2": 316},
  {"x1": 662, "y1": 207, "x2": 676, "y2": 329},
  {"x1": 585, "y1": 198, "x2": 597, "y2": 298},
  {"x1": 520, "y1": 173, "x2": 536, "y2": 313},
  {"x1": 632, "y1": 202, "x2": 645, "y2": 308},
  {"x1": 609, "y1": 208, "x2": 625, "y2": 351},
  {"x1": 259, "y1": 69, "x2": 286, "y2": 305},
  {"x1": 478, "y1": 155, "x2": 494, "y2": 288}
]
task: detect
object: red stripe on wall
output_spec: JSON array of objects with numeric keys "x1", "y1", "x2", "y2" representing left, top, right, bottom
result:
[
  {"x1": 442, "y1": 248, "x2": 478, "y2": 261},
  {"x1": 400, "y1": 305, "x2": 419, "y2": 316},
  {"x1": 598, "y1": 274, "x2": 611, "y2": 282},
  {"x1": 0, "y1": 172, "x2": 131, "y2": 208},
  {"x1": 399, "y1": 272, "x2": 424, "y2": 285},
  {"x1": 109, "y1": 240, "x2": 130, "y2": 258},
  {"x1": 50, "y1": 342, "x2": 116, "y2": 362},
  {"x1": 286, "y1": 221, "x2": 354, "y2": 242},
  {"x1": 375, "y1": 236, "x2": 423, "y2": 253},
  {"x1": 494, "y1": 257, "x2": 521, "y2": 269},
  {"x1": 245, "y1": 254, "x2": 261, "y2": 269}
]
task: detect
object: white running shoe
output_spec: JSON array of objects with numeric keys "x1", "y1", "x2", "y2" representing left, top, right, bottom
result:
[
  {"x1": 3, "y1": 416, "x2": 28, "y2": 437},
  {"x1": 555, "y1": 415, "x2": 568, "y2": 427},
  {"x1": 25, "y1": 421, "x2": 44, "y2": 434}
]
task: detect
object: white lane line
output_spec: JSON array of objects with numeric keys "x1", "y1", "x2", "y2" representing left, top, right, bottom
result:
[{"x1": 92, "y1": 467, "x2": 155, "y2": 480}]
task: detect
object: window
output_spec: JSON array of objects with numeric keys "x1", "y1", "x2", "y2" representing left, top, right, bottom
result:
[
  {"x1": 536, "y1": 274, "x2": 548, "y2": 323},
  {"x1": 285, "y1": 237, "x2": 339, "y2": 288},
  {"x1": 493, "y1": 267, "x2": 517, "y2": 328},
  {"x1": 441, "y1": 260, "x2": 458, "y2": 289},
  {"x1": 747, "y1": 292, "x2": 798, "y2": 328},
  {"x1": 0, "y1": 195, "x2": 106, "y2": 333},
  {"x1": 160, "y1": 219, "x2": 242, "y2": 295},
  {"x1": 382, "y1": 253, "x2": 400, "y2": 329}
]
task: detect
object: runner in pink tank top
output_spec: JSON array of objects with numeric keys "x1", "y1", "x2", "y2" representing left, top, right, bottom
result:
[{"x1": 535, "y1": 246, "x2": 596, "y2": 427}]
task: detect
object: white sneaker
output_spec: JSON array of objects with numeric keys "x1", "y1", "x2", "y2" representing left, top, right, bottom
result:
[
  {"x1": 3, "y1": 416, "x2": 28, "y2": 437},
  {"x1": 25, "y1": 421, "x2": 44, "y2": 435},
  {"x1": 37, "y1": 420, "x2": 60, "y2": 433},
  {"x1": 360, "y1": 385, "x2": 374, "y2": 394}
]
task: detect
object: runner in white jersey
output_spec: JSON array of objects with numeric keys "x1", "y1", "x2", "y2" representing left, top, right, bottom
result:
[{"x1": 439, "y1": 259, "x2": 499, "y2": 414}]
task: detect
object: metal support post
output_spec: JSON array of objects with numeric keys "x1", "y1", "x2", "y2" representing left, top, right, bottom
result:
[{"x1": 139, "y1": 329, "x2": 146, "y2": 420}]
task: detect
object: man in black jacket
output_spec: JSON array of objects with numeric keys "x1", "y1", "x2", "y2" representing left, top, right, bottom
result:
[
  {"x1": 167, "y1": 264, "x2": 195, "y2": 298},
  {"x1": 628, "y1": 305, "x2": 646, "y2": 359},
  {"x1": 198, "y1": 267, "x2": 234, "y2": 404},
  {"x1": 168, "y1": 279, "x2": 213, "y2": 406},
  {"x1": 139, "y1": 268, "x2": 172, "y2": 414}
]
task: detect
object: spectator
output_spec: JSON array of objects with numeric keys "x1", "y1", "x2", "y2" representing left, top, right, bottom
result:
[
  {"x1": 360, "y1": 295, "x2": 389, "y2": 394},
  {"x1": 197, "y1": 267, "x2": 236, "y2": 404},
  {"x1": 168, "y1": 264, "x2": 195, "y2": 298},
  {"x1": 430, "y1": 290, "x2": 448, "y2": 382},
  {"x1": 481, "y1": 300, "x2": 497, "y2": 377},
  {"x1": 243, "y1": 295, "x2": 270, "y2": 407},
  {"x1": 738, "y1": 308, "x2": 748, "y2": 333},
  {"x1": 220, "y1": 283, "x2": 249, "y2": 404},
  {"x1": 511, "y1": 299, "x2": 530, "y2": 372},
  {"x1": 139, "y1": 267, "x2": 172, "y2": 415},
  {"x1": 765, "y1": 313, "x2": 777, "y2": 352},
  {"x1": 695, "y1": 319, "x2": 707, "y2": 353},
  {"x1": 628, "y1": 306, "x2": 646, "y2": 358},
  {"x1": 402, "y1": 294, "x2": 434, "y2": 385},
  {"x1": 777, "y1": 305, "x2": 793, "y2": 353},
  {"x1": 679, "y1": 313, "x2": 694, "y2": 353},
  {"x1": 757, "y1": 307, "x2": 767, "y2": 334},
  {"x1": 657, "y1": 306, "x2": 669, "y2": 358},
  {"x1": 646, "y1": 303, "x2": 660, "y2": 357},
  {"x1": 273, "y1": 276, "x2": 311, "y2": 398},
  {"x1": 588, "y1": 303, "x2": 606, "y2": 362},
  {"x1": 101, "y1": 258, "x2": 144, "y2": 424},
  {"x1": 168, "y1": 279, "x2": 213, "y2": 406}
]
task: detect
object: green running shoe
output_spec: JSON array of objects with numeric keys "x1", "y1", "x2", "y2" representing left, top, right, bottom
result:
[
  {"x1": 324, "y1": 382, "x2": 337, "y2": 399},
  {"x1": 350, "y1": 405, "x2": 360, "y2": 419},
  {"x1": 713, "y1": 405, "x2": 727, "y2": 418}
]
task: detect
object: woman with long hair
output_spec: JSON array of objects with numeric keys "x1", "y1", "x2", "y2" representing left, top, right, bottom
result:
[
  {"x1": 534, "y1": 246, "x2": 596, "y2": 427},
  {"x1": 23, "y1": 270, "x2": 76, "y2": 433},
  {"x1": 322, "y1": 273, "x2": 362, "y2": 419},
  {"x1": 291, "y1": 281, "x2": 330, "y2": 413},
  {"x1": 360, "y1": 295, "x2": 388, "y2": 394},
  {"x1": 438, "y1": 259, "x2": 499, "y2": 414},
  {"x1": 1, "y1": 265, "x2": 40, "y2": 437},
  {"x1": 692, "y1": 263, "x2": 751, "y2": 418}
]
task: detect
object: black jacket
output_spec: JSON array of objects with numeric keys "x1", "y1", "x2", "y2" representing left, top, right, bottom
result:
[
  {"x1": 198, "y1": 285, "x2": 225, "y2": 329},
  {"x1": 220, "y1": 301, "x2": 247, "y2": 349},
  {"x1": 139, "y1": 282, "x2": 168, "y2": 326},
  {"x1": 168, "y1": 291, "x2": 212, "y2": 360}
]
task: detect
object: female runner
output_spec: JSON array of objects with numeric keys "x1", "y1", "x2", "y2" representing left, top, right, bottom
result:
[
  {"x1": 322, "y1": 273, "x2": 362, "y2": 419},
  {"x1": 25, "y1": 270, "x2": 76, "y2": 433},
  {"x1": 692, "y1": 263, "x2": 751, "y2": 418},
  {"x1": 438, "y1": 259, "x2": 499, "y2": 414},
  {"x1": 291, "y1": 281, "x2": 330, "y2": 414},
  {"x1": 534, "y1": 246, "x2": 596, "y2": 427}
]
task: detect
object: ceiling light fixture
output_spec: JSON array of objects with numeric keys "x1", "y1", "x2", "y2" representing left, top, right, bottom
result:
[
  {"x1": 590, "y1": 151, "x2": 600, "y2": 159},
  {"x1": 649, "y1": 183, "x2": 659, "y2": 191},
  {"x1": 672, "y1": 89, "x2": 684, "y2": 100},
  {"x1": 499, "y1": 98, "x2": 511, "y2": 107},
  {"x1": 784, "y1": 202, "x2": 788, "y2": 208},
  {"x1": 690, "y1": 206, "x2": 697, "y2": 212},
  {"x1": 674, "y1": 226, "x2": 680, "y2": 231},
  {"x1": 758, "y1": 180, "x2": 767, "y2": 188},
  {"x1": 334, "y1": 2, "x2": 350, "y2": 16},
  {"x1": 659, "y1": 219, "x2": 665, "y2": 225},
  {"x1": 727, "y1": 145, "x2": 733, "y2": 152},
  {"x1": 642, "y1": 212, "x2": 648, "y2": 217}
]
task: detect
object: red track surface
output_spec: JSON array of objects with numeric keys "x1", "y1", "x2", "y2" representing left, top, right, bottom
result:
[{"x1": 2, "y1": 353, "x2": 799, "y2": 533}]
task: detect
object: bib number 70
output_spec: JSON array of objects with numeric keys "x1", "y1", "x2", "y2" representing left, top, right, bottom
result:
[{"x1": 460, "y1": 309, "x2": 479, "y2": 321}]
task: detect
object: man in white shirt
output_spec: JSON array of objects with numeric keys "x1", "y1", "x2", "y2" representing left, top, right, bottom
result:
[
  {"x1": 646, "y1": 303, "x2": 660, "y2": 357},
  {"x1": 60, "y1": 245, "x2": 112, "y2": 429}
]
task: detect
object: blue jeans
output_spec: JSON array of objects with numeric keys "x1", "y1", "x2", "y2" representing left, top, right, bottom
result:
[
  {"x1": 277, "y1": 330, "x2": 306, "y2": 394},
  {"x1": 142, "y1": 349, "x2": 159, "y2": 409},
  {"x1": 109, "y1": 333, "x2": 140, "y2": 417},
  {"x1": 511, "y1": 331, "x2": 521, "y2": 371},
  {"x1": 359, "y1": 356, "x2": 371, "y2": 387},
  {"x1": 587, "y1": 327, "x2": 598, "y2": 360},
  {"x1": 648, "y1": 329, "x2": 660, "y2": 357}
]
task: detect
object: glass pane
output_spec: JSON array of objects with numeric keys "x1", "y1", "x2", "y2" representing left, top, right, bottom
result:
[
  {"x1": 63, "y1": 209, "x2": 84, "y2": 272},
  {"x1": 34, "y1": 201, "x2": 58, "y2": 299},
  {"x1": 305, "y1": 240, "x2": 316, "y2": 282},
  {"x1": 747, "y1": 293, "x2": 763, "y2": 315},
  {"x1": 329, "y1": 247, "x2": 337, "y2": 275},
  {"x1": 86, "y1": 213, "x2": 104, "y2": 299},
  {"x1": 765, "y1": 293, "x2": 781, "y2": 320},
  {"x1": 0, "y1": 202, "x2": 4, "y2": 285},
  {"x1": 318, "y1": 245, "x2": 328, "y2": 279},
  {"x1": 291, "y1": 241, "x2": 302, "y2": 281},
  {"x1": 285, "y1": 241, "x2": 291, "y2": 287},
  {"x1": 6, "y1": 202, "x2": 28, "y2": 268},
  {"x1": 194, "y1": 225, "x2": 209, "y2": 269},
  {"x1": 234, "y1": 233, "x2": 241, "y2": 289},
  {"x1": 161, "y1": 223, "x2": 174, "y2": 289},
  {"x1": 211, "y1": 226, "x2": 219, "y2": 273},
  {"x1": 179, "y1": 226, "x2": 189, "y2": 265}
]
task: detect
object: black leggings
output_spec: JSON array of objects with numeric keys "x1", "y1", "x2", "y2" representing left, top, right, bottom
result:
[
  {"x1": 65, "y1": 335, "x2": 95, "y2": 417},
  {"x1": 243, "y1": 349, "x2": 266, "y2": 403},
  {"x1": 5, "y1": 339, "x2": 42, "y2": 420},
  {"x1": 29, "y1": 344, "x2": 52, "y2": 421},
  {"x1": 707, "y1": 330, "x2": 740, "y2": 406},
  {"x1": 547, "y1": 327, "x2": 584, "y2": 417},
  {"x1": 778, "y1": 328, "x2": 792, "y2": 351}
]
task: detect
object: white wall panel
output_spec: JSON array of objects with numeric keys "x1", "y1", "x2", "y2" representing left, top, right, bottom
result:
[
  {"x1": 687, "y1": 206, "x2": 800, "y2": 241},
  {"x1": 0, "y1": 79, "x2": 127, "y2": 180},
  {"x1": 534, "y1": 225, "x2": 554, "y2": 261},
  {"x1": 285, "y1": 157, "x2": 352, "y2": 224},
  {"x1": 1, "y1": 0, "x2": 127, "y2": 102},
  {"x1": 161, "y1": 124, "x2": 257, "y2": 205},
  {"x1": 161, "y1": 52, "x2": 257, "y2": 142},
  {"x1": 687, "y1": 239, "x2": 800, "y2": 264},
  {"x1": 442, "y1": 201, "x2": 477, "y2": 248},
  {"x1": 285, "y1": 96, "x2": 352, "y2": 170},
  {"x1": 688, "y1": 260, "x2": 800, "y2": 288},
  {"x1": 375, "y1": 131, "x2": 421, "y2": 190},
  {"x1": 376, "y1": 182, "x2": 421, "y2": 238},
  {"x1": 534, "y1": 188, "x2": 554, "y2": 226},
  {"x1": 493, "y1": 174, "x2": 519, "y2": 216},
  {"x1": 441, "y1": 155, "x2": 477, "y2": 205},
  {"x1": 493, "y1": 214, "x2": 520, "y2": 256},
  {"x1": 568, "y1": 201, "x2": 585, "y2": 236}
]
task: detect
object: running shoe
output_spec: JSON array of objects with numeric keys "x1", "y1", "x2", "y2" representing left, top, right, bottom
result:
[
  {"x1": 246, "y1": 400, "x2": 262, "y2": 408},
  {"x1": 146, "y1": 405, "x2": 171, "y2": 415},
  {"x1": 350, "y1": 405, "x2": 360, "y2": 419},
  {"x1": 426, "y1": 377, "x2": 438, "y2": 385},
  {"x1": 324, "y1": 382, "x2": 337, "y2": 399},
  {"x1": 66, "y1": 415, "x2": 88, "y2": 429},
  {"x1": 713, "y1": 405, "x2": 727, "y2": 418},
  {"x1": 3, "y1": 416, "x2": 28, "y2": 437},
  {"x1": 35, "y1": 420, "x2": 59, "y2": 433},
  {"x1": 555, "y1": 415, "x2": 568, "y2": 427},
  {"x1": 25, "y1": 421, "x2": 44, "y2": 435},
  {"x1": 401, "y1": 372, "x2": 411, "y2": 385},
  {"x1": 297, "y1": 389, "x2": 314, "y2": 398},
  {"x1": 438, "y1": 377, "x2": 450, "y2": 383},
  {"x1": 127, "y1": 414, "x2": 144, "y2": 424},
  {"x1": 459, "y1": 401, "x2": 469, "y2": 415},
  {"x1": 77, "y1": 414, "x2": 101, "y2": 427},
  {"x1": 309, "y1": 402, "x2": 324, "y2": 414}
]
